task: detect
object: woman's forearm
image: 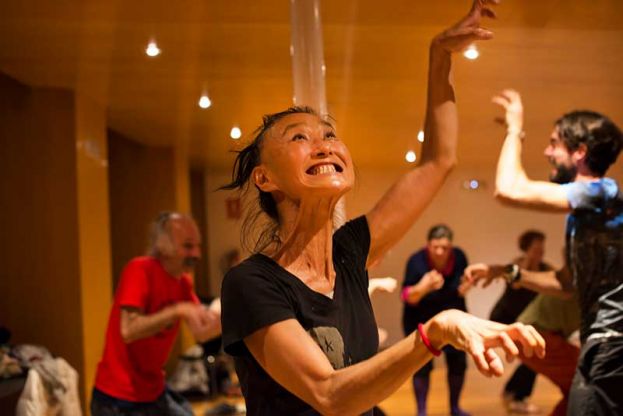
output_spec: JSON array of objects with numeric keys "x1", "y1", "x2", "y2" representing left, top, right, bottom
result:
[{"x1": 319, "y1": 320, "x2": 442, "y2": 415}]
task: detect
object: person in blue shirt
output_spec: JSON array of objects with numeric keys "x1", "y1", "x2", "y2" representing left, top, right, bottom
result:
[
  {"x1": 402, "y1": 224, "x2": 472, "y2": 416},
  {"x1": 466, "y1": 89, "x2": 623, "y2": 416}
]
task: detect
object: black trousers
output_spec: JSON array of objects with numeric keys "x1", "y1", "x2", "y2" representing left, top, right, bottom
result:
[
  {"x1": 504, "y1": 363, "x2": 537, "y2": 400},
  {"x1": 568, "y1": 337, "x2": 623, "y2": 416}
]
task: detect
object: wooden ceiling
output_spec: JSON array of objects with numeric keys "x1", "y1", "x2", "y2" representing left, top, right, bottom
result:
[{"x1": 1, "y1": 0, "x2": 622, "y2": 170}]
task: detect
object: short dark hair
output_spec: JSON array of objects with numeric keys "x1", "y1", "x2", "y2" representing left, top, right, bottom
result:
[
  {"x1": 555, "y1": 110, "x2": 623, "y2": 176},
  {"x1": 219, "y1": 106, "x2": 319, "y2": 252},
  {"x1": 427, "y1": 224, "x2": 453, "y2": 241},
  {"x1": 518, "y1": 230, "x2": 545, "y2": 252}
]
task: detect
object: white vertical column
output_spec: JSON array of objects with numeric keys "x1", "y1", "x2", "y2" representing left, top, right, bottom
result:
[
  {"x1": 290, "y1": 0, "x2": 346, "y2": 228},
  {"x1": 290, "y1": 0, "x2": 327, "y2": 114}
]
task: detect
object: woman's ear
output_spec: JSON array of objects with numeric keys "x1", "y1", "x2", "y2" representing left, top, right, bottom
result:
[{"x1": 253, "y1": 166, "x2": 278, "y2": 193}]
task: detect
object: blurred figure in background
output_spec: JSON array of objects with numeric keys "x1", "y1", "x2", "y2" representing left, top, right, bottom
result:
[
  {"x1": 489, "y1": 230, "x2": 551, "y2": 414},
  {"x1": 401, "y1": 224, "x2": 472, "y2": 416},
  {"x1": 91, "y1": 212, "x2": 221, "y2": 416}
]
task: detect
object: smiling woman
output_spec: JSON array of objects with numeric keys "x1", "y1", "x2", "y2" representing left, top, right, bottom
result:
[{"x1": 218, "y1": 1, "x2": 546, "y2": 416}]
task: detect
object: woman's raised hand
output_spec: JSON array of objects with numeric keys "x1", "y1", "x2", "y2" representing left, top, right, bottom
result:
[
  {"x1": 432, "y1": 0, "x2": 500, "y2": 54},
  {"x1": 429, "y1": 309, "x2": 546, "y2": 377}
]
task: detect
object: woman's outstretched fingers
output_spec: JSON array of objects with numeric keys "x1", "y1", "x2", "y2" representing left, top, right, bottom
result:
[
  {"x1": 484, "y1": 348, "x2": 504, "y2": 376},
  {"x1": 497, "y1": 331, "x2": 519, "y2": 362},
  {"x1": 470, "y1": 346, "x2": 491, "y2": 377},
  {"x1": 525, "y1": 325, "x2": 546, "y2": 358},
  {"x1": 510, "y1": 323, "x2": 538, "y2": 358}
]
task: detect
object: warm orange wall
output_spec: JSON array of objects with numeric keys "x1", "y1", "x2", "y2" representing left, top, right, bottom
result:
[
  {"x1": 0, "y1": 73, "x2": 84, "y2": 385},
  {"x1": 107, "y1": 130, "x2": 177, "y2": 287},
  {"x1": 75, "y1": 93, "x2": 113, "y2": 405},
  {"x1": 205, "y1": 171, "x2": 246, "y2": 296}
]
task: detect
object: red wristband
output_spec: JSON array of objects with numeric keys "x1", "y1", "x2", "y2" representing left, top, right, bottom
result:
[{"x1": 418, "y1": 323, "x2": 442, "y2": 356}]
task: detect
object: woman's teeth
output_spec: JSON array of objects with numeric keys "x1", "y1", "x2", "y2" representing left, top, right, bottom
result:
[{"x1": 311, "y1": 164, "x2": 336, "y2": 175}]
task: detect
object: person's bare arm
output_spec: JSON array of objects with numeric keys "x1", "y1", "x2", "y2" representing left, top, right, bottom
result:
[
  {"x1": 366, "y1": 0, "x2": 498, "y2": 267},
  {"x1": 120, "y1": 301, "x2": 221, "y2": 343},
  {"x1": 514, "y1": 266, "x2": 574, "y2": 299},
  {"x1": 464, "y1": 263, "x2": 574, "y2": 298},
  {"x1": 120, "y1": 304, "x2": 185, "y2": 343},
  {"x1": 492, "y1": 89, "x2": 570, "y2": 211},
  {"x1": 244, "y1": 310, "x2": 543, "y2": 416}
]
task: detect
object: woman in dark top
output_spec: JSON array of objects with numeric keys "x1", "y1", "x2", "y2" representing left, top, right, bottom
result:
[
  {"x1": 220, "y1": 1, "x2": 545, "y2": 415},
  {"x1": 489, "y1": 230, "x2": 553, "y2": 413},
  {"x1": 402, "y1": 225, "x2": 471, "y2": 416}
]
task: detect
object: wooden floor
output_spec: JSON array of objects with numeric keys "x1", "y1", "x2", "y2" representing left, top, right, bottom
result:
[{"x1": 192, "y1": 362, "x2": 561, "y2": 415}]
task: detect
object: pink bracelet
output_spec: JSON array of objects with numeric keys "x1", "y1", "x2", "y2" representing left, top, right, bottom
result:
[
  {"x1": 418, "y1": 323, "x2": 442, "y2": 356},
  {"x1": 400, "y1": 287, "x2": 411, "y2": 302}
]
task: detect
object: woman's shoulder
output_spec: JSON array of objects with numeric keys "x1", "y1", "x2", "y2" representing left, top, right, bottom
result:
[{"x1": 223, "y1": 254, "x2": 274, "y2": 283}]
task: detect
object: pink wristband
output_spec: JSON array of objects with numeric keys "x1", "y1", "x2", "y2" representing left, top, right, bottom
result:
[
  {"x1": 418, "y1": 323, "x2": 442, "y2": 356},
  {"x1": 400, "y1": 287, "x2": 411, "y2": 302}
]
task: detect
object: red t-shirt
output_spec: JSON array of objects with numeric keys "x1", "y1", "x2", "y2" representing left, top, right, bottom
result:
[{"x1": 94, "y1": 256, "x2": 199, "y2": 402}]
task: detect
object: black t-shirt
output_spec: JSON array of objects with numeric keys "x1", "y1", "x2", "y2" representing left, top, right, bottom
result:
[
  {"x1": 221, "y1": 216, "x2": 378, "y2": 416},
  {"x1": 489, "y1": 260, "x2": 552, "y2": 325}
]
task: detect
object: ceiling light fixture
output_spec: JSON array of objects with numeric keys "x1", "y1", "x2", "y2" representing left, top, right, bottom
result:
[
  {"x1": 198, "y1": 94, "x2": 211, "y2": 109},
  {"x1": 145, "y1": 40, "x2": 161, "y2": 57},
  {"x1": 405, "y1": 150, "x2": 417, "y2": 163},
  {"x1": 463, "y1": 44, "x2": 479, "y2": 60},
  {"x1": 230, "y1": 126, "x2": 242, "y2": 140},
  {"x1": 417, "y1": 130, "x2": 425, "y2": 143}
]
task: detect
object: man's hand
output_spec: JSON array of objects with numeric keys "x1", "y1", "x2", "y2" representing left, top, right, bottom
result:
[
  {"x1": 492, "y1": 89, "x2": 524, "y2": 135},
  {"x1": 177, "y1": 302, "x2": 221, "y2": 342}
]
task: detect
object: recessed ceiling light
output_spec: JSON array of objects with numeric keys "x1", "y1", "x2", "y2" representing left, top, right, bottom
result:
[
  {"x1": 463, "y1": 44, "x2": 479, "y2": 60},
  {"x1": 462, "y1": 179, "x2": 484, "y2": 190},
  {"x1": 198, "y1": 95, "x2": 211, "y2": 109},
  {"x1": 405, "y1": 150, "x2": 417, "y2": 163},
  {"x1": 230, "y1": 126, "x2": 242, "y2": 140},
  {"x1": 145, "y1": 41, "x2": 161, "y2": 57},
  {"x1": 417, "y1": 130, "x2": 425, "y2": 143}
]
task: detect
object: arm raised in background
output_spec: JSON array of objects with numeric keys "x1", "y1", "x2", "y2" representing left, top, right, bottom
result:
[
  {"x1": 492, "y1": 89, "x2": 570, "y2": 211},
  {"x1": 367, "y1": 0, "x2": 499, "y2": 267}
]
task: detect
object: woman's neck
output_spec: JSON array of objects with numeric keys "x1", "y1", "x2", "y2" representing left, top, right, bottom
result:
[{"x1": 269, "y1": 196, "x2": 339, "y2": 291}]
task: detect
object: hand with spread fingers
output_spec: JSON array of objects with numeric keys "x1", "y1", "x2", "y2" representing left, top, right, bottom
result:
[
  {"x1": 492, "y1": 89, "x2": 525, "y2": 135},
  {"x1": 430, "y1": 309, "x2": 546, "y2": 377},
  {"x1": 432, "y1": 0, "x2": 500, "y2": 54},
  {"x1": 463, "y1": 263, "x2": 505, "y2": 288}
]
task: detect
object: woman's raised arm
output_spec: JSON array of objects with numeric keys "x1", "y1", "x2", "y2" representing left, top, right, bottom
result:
[{"x1": 366, "y1": 0, "x2": 499, "y2": 267}]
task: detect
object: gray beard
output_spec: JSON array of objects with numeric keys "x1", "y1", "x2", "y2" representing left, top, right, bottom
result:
[{"x1": 183, "y1": 257, "x2": 199, "y2": 268}]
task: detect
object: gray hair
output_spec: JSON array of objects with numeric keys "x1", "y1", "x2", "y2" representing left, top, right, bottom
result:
[{"x1": 148, "y1": 211, "x2": 191, "y2": 256}]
